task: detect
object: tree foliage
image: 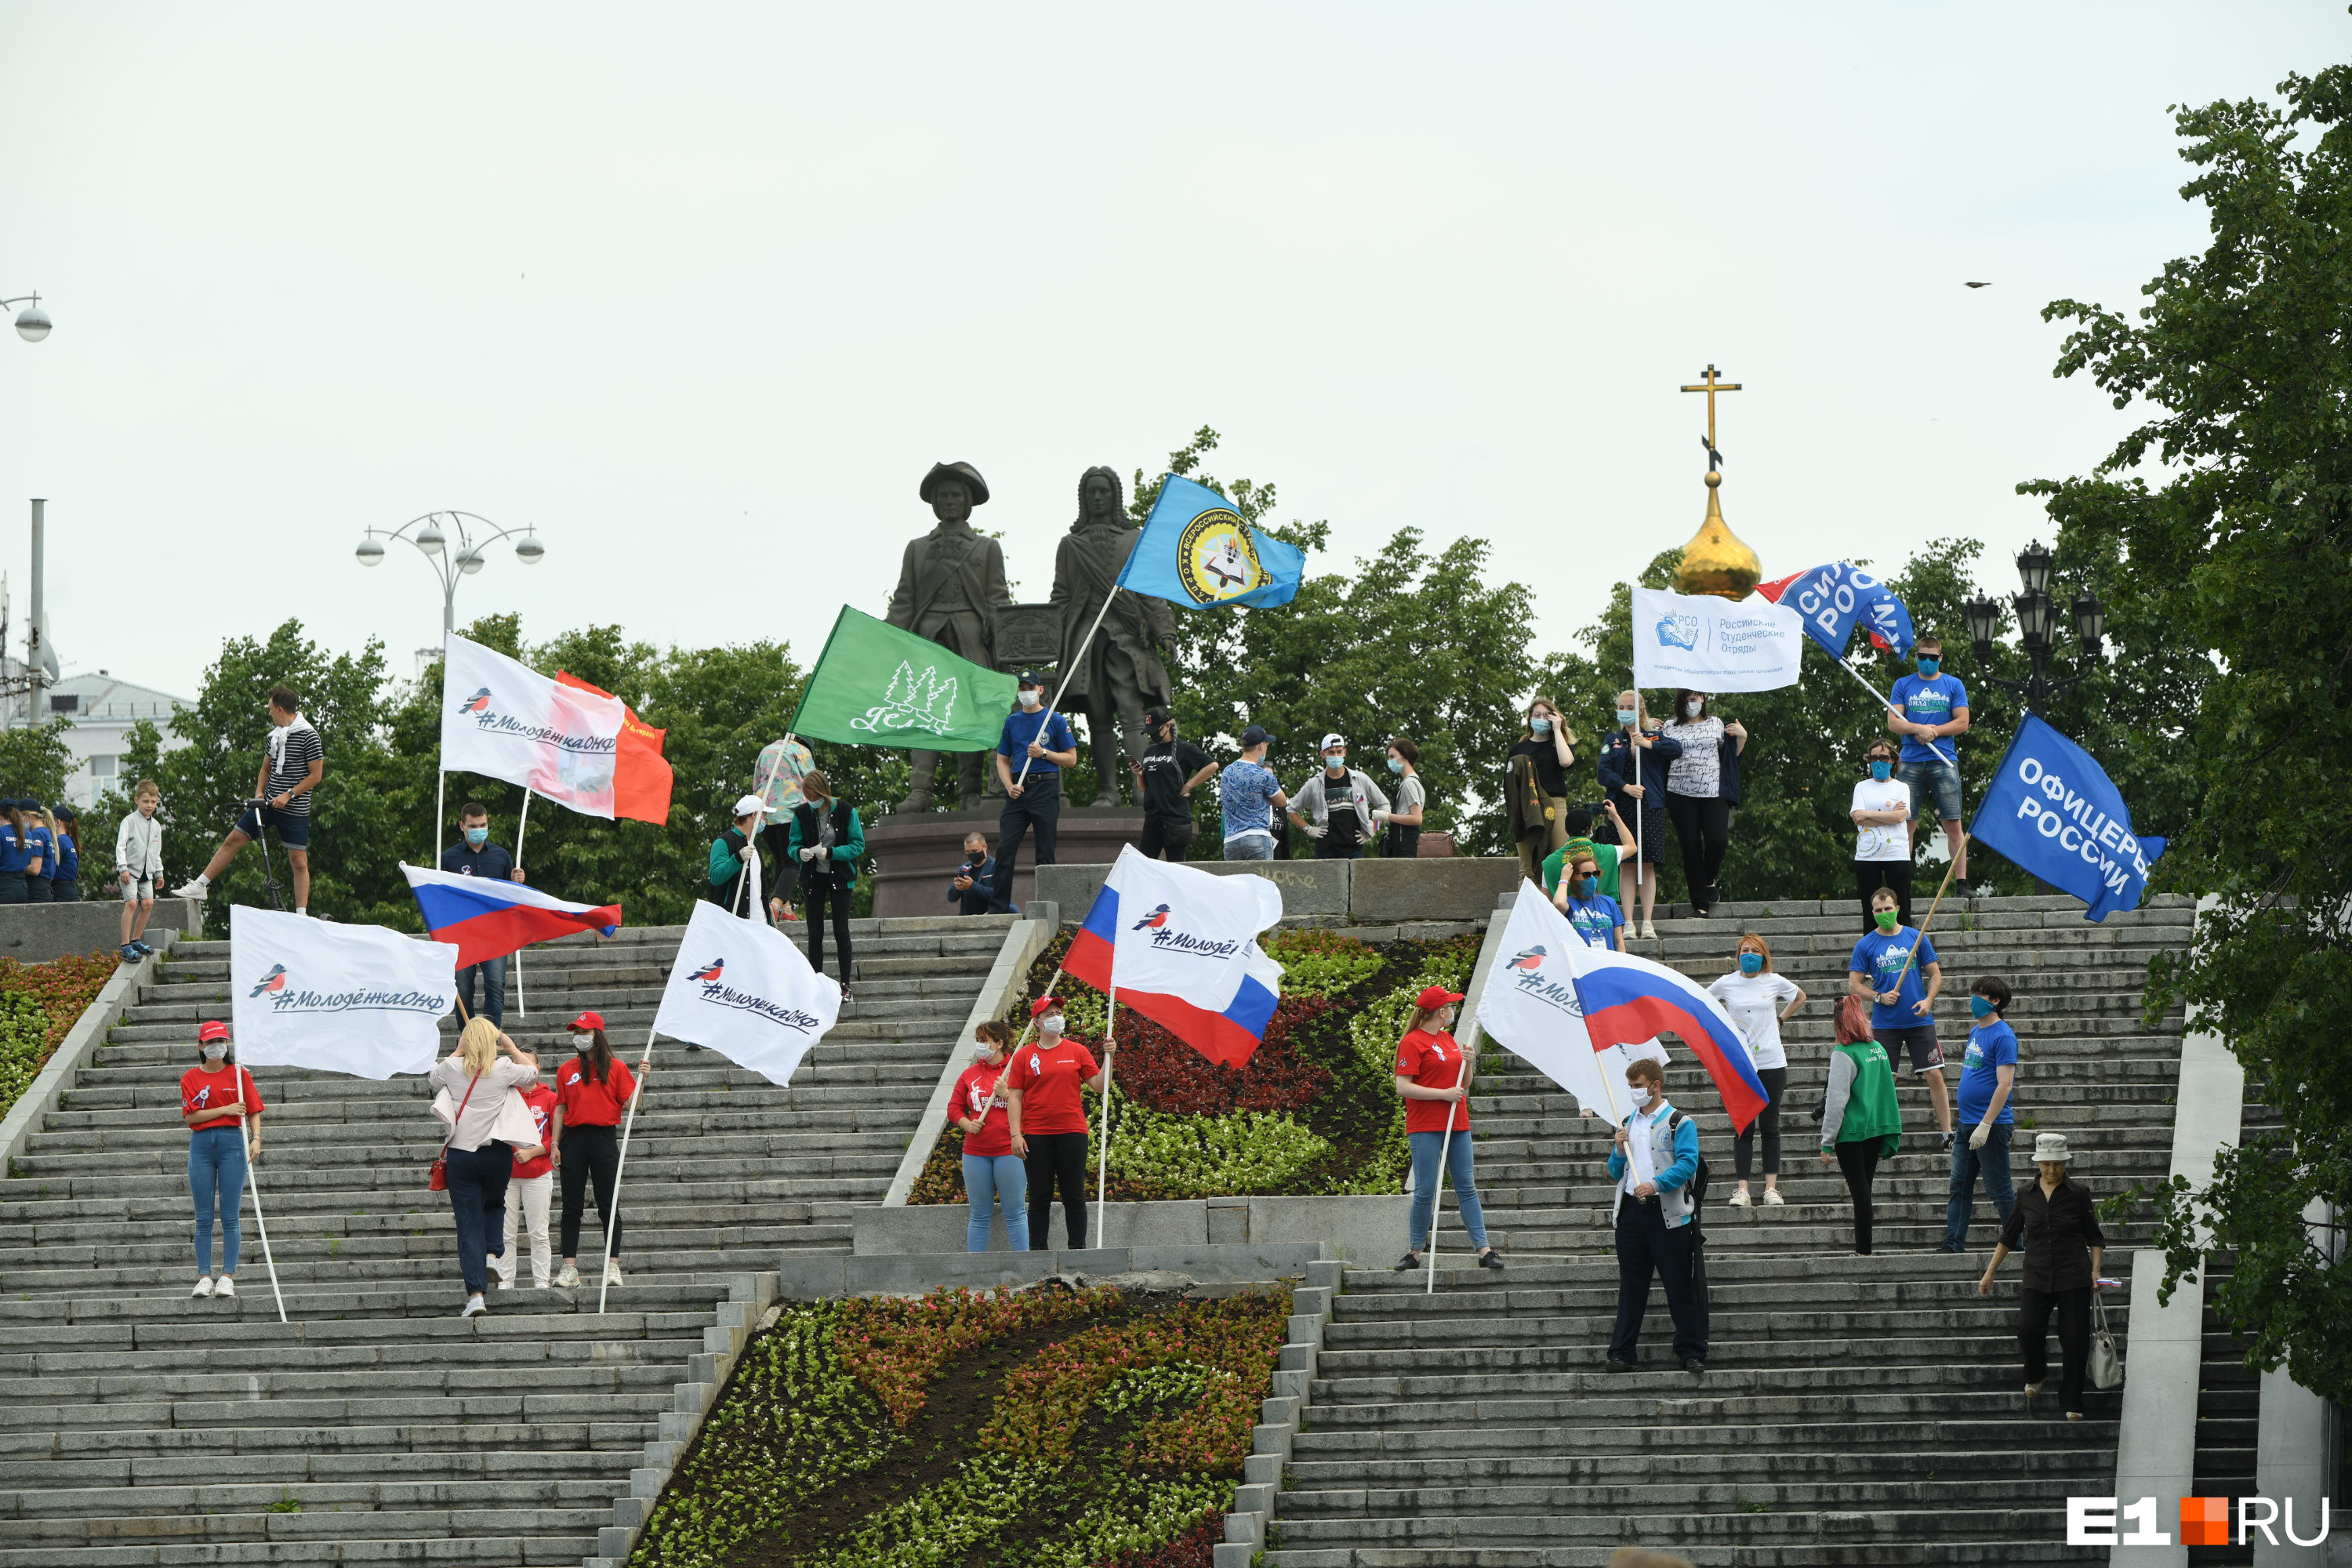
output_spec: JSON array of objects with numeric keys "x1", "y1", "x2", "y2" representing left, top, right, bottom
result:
[{"x1": 2027, "y1": 67, "x2": 2352, "y2": 1400}]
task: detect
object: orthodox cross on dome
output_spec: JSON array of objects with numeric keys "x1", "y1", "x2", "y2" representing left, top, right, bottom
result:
[{"x1": 1680, "y1": 364, "x2": 1742, "y2": 470}]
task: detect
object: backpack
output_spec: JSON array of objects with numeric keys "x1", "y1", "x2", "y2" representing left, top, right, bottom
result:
[{"x1": 1666, "y1": 1109, "x2": 1711, "y2": 1209}]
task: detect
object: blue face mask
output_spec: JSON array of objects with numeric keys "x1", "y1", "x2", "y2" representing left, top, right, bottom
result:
[
  {"x1": 1738, "y1": 952, "x2": 1764, "y2": 976},
  {"x1": 1869, "y1": 760, "x2": 1893, "y2": 782},
  {"x1": 464, "y1": 826, "x2": 488, "y2": 848},
  {"x1": 1530, "y1": 717, "x2": 1552, "y2": 735},
  {"x1": 1917, "y1": 657, "x2": 1940, "y2": 677},
  {"x1": 1579, "y1": 875, "x2": 1599, "y2": 898},
  {"x1": 1969, "y1": 995, "x2": 1996, "y2": 1018},
  {"x1": 1386, "y1": 757, "x2": 1403, "y2": 775},
  {"x1": 1615, "y1": 709, "x2": 1638, "y2": 727}
]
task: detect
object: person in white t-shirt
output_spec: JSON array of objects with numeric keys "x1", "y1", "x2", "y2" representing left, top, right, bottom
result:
[
  {"x1": 1708, "y1": 932, "x2": 1806, "y2": 1207},
  {"x1": 1850, "y1": 739, "x2": 1914, "y2": 935}
]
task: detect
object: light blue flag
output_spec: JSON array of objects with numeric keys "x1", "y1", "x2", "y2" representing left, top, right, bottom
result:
[
  {"x1": 1970, "y1": 714, "x2": 2166, "y2": 923},
  {"x1": 1117, "y1": 474, "x2": 1305, "y2": 610}
]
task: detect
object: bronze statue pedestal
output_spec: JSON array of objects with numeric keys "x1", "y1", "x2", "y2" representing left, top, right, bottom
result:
[{"x1": 863, "y1": 805, "x2": 1146, "y2": 920}]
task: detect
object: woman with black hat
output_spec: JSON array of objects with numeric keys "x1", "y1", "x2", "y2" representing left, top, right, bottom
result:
[
  {"x1": 0, "y1": 801, "x2": 36, "y2": 905},
  {"x1": 788, "y1": 770, "x2": 866, "y2": 1000},
  {"x1": 48, "y1": 805, "x2": 81, "y2": 901}
]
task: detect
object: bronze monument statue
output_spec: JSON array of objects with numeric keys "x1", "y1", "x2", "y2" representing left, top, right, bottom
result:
[
  {"x1": 887, "y1": 461, "x2": 1012, "y2": 812},
  {"x1": 1049, "y1": 466, "x2": 1176, "y2": 802}
]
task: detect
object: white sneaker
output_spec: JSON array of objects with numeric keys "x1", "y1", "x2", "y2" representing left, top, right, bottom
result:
[
  {"x1": 1639, "y1": 920, "x2": 1657, "y2": 940},
  {"x1": 498, "y1": 1277, "x2": 514, "y2": 1290},
  {"x1": 214, "y1": 1276, "x2": 236, "y2": 1298},
  {"x1": 172, "y1": 877, "x2": 210, "y2": 900},
  {"x1": 461, "y1": 1294, "x2": 488, "y2": 1318},
  {"x1": 603, "y1": 1261, "x2": 625, "y2": 1289},
  {"x1": 1762, "y1": 1188, "x2": 1786, "y2": 1207},
  {"x1": 191, "y1": 1276, "x2": 214, "y2": 1298},
  {"x1": 1727, "y1": 1189, "x2": 1752, "y2": 1207},
  {"x1": 554, "y1": 1263, "x2": 582, "y2": 1288}
]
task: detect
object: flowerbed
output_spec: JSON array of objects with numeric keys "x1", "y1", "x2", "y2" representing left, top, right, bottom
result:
[
  {"x1": 908, "y1": 928, "x2": 1480, "y2": 1204},
  {"x1": 627, "y1": 1284, "x2": 1287, "y2": 1568},
  {"x1": 0, "y1": 951, "x2": 118, "y2": 1126}
]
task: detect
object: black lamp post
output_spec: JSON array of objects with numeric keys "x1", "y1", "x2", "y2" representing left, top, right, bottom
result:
[{"x1": 1963, "y1": 540, "x2": 2107, "y2": 716}]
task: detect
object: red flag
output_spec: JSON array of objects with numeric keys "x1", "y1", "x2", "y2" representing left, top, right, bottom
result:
[{"x1": 554, "y1": 671, "x2": 673, "y2": 825}]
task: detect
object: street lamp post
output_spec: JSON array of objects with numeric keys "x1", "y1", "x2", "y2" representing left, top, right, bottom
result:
[
  {"x1": 355, "y1": 511, "x2": 549, "y2": 872},
  {"x1": 2, "y1": 292, "x2": 52, "y2": 729},
  {"x1": 1962, "y1": 540, "x2": 2107, "y2": 717},
  {"x1": 2, "y1": 291, "x2": 51, "y2": 343}
]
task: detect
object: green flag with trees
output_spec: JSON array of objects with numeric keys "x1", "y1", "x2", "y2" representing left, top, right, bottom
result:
[{"x1": 787, "y1": 606, "x2": 1018, "y2": 752}]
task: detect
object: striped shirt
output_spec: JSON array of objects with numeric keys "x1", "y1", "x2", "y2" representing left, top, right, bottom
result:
[{"x1": 266, "y1": 719, "x2": 324, "y2": 816}]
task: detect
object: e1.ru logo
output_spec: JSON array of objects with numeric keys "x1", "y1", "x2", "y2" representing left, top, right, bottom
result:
[{"x1": 2069, "y1": 1495, "x2": 2331, "y2": 1547}]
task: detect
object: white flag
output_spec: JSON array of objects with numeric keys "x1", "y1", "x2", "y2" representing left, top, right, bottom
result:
[
  {"x1": 1631, "y1": 587, "x2": 1805, "y2": 693},
  {"x1": 1472, "y1": 881, "x2": 1662, "y2": 1119},
  {"x1": 440, "y1": 633, "x2": 626, "y2": 818},
  {"x1": 1101, "y1": 846, "x2": 1283, "y2": 1007},
  {"x1": 230, "y1": 906, "x2": 457, "y2": 1080},
  {"x1": 651, "y1": 901, "x2": 840, "y2": 1085}
]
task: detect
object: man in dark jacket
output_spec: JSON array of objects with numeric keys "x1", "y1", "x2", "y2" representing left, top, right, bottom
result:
[
  {"x1": 947, "y1": 830, "x2": 1006, "y2": 915},
  {"x1": 441, "y1": 800, "x2": 525, "y2": 1025}
]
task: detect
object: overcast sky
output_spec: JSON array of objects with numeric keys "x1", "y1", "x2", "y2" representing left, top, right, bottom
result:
[{"x1": 0, "y1": 2, "x2": 2336, "y2": 702}]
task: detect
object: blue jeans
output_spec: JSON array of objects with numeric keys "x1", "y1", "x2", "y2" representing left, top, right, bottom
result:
[
  {"x1": 963, "y1": 1152, "x2": 1031, "y2": 1252},
  {"x1": 188, "y1": 1127, "x2": 247, "y2": 1274},
  {"x1": 1896, "y1": 757, "x2": 1963, "y2": 823},
  {"x1": 457, "y1": 956, "x2": 508, "y2": 1027},
  {"x1": 1406, "y1": 1129, "x2": 1489, "y2": 1253},
  {"x1": 1222, "y1": 834, "x2": 1275, "y2": 861},
  {"x1": 1947, "y1": 1121, "x2": 2016, "y2": 1244},
  {"x1": 444, "y1": 1141, "x2": 514, "y2": 1296}
]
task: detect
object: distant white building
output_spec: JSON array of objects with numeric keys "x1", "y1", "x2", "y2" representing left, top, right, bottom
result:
[{"x1": 45, "y1": 672, "x2": 190, "y2": 808}]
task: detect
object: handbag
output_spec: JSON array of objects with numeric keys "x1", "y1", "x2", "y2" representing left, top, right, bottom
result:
[
  {"x1": 2089, "y1": 1289, "x2": 2125, "y2": 1390},
  {"x1": 428, "y1": 1070, "x2": 482, "y2": 1192}
]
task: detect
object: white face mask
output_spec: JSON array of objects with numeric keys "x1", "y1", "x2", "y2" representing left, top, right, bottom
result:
[
  {"x1": 201, "y1": 1042, "x2": 227, "y2": 1061},
  {"x1": 571, "y1": 1036, "x2": 592, "y2": 1054},
  {"x1": 1039, "y1": 1014, "x2": 1065, "y2": 1035},
  {"x1": 1018, "y1": 690, "x2": 1042, "y2": 710},
  {"x1": 1684, "y1": 699, "x2": 1704, "y2": 717}
]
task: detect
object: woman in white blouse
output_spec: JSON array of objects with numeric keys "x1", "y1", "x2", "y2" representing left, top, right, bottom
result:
[
  {"x1": 1708, "y1": 932, "x2": 1805, "y2": 1207},
  {"x1": 430, "y1": 1018, "x2": 544, "y2": 1318}
]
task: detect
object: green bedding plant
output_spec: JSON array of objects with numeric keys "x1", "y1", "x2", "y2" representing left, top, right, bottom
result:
[
  {"x1": 628, "y1": 1285, "x2": 1287, "y2": 1568},
  {"x1": 0, "y1": 952, "x2": 118, "y2": 1123},
  {"x1": 909, "y1": 931, "x2": 1483, "y2": 1205}
]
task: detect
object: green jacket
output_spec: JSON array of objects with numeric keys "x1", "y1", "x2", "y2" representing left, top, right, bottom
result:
[
  {"x1": 787, "y1": 802, "x2": 866, "y2": 890},
  {"x1": 1821, "y1": 1040, "x2": 1902, "y2": 1157}
]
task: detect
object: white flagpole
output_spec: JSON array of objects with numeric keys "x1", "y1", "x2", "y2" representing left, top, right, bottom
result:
[
  {"x1": 1424, "y1": 1047, "x2": 1470, "y2": 1295},
  {"x1": 596, "y1": 1025, "x2": 656, "y2": 1314},
  {"x1": 432, "y1": 772, "x2": 445, "y2": 869},
  {"x1": 228, "y1": 1071, "x2": 285, "y2": 1323},
  {"x1": 1630, "y1": 681, "x2": 1644, "y2": 934},
  {"x1": 1097, "y1": 985, "x2": 1116, "y2": 1247},
  {"x1": 511, "y1": 789, "x2": 532, "y2": 1018},
  {"x1": 1015, "y1": 589, "x2": 1119, "y2": 786},
  {"x1": 1833, "y1": 657, "x2": 1955, "y2": 768}
]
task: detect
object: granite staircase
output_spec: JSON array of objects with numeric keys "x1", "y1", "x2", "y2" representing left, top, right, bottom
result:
[
  {"x1": 1269, "y1": 893, "x2": 2196, "y2": 1567},
  {"x1": 0, "y1": 912, "x2": 1007, "y2": 1566}
]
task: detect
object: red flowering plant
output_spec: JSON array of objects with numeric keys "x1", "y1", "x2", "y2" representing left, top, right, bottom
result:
[{"x1": 0, "y1": 949, "x2": 118, "y2": 1125}]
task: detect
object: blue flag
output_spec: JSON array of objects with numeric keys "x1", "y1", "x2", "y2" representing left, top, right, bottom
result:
[
  {"x1": 1762, "y1": 561, "x2": 1916, "y2": 660},
  {"x1": 1117, "y1": 474, "x2": 1305, "y2": 610},
  {"x1": 1970, "y1": 714, "x2": 2165, "y2": 922}
]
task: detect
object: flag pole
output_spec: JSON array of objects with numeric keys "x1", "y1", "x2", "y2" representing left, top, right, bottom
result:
[
  {"x1": 1886, "y1": 834, "x2": 1965, "y2": 1006},
  {"x1": 511, "y1": 789, "x2": 532, "y2": 1018},
  {"x1": 236, "y1": 1075, "x2": 288, "y2": 1324},
  {"x1": 1833, "y1": 657, "x2": 1955, "y2": 768},
  {"x1": 432, "y1": 772, "x2": 445, "y2": 871},
  {"x1": 1015, "y1": 589, "x2": 1118, "y2": 786},
  {"x1": 1097, "y1": 984, "x2": 1117, "y2": 1248},
  {"x1": 1629, "y1": 684, "x2": 1644, "y2": 935},
  {"x1": 1424, "y1": 1049, "x2": 1470, "y2": 1295},
  {"x1": 597, "y1": 1023, "x2": 656, "y2": 1314}
]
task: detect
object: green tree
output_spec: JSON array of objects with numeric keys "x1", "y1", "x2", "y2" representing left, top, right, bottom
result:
[
  {"x1": 2028, "y1": 66, "x2": 2352, "y2": 1400},
  {"x1": 0, "y1": 719, "x2": 77, "y2": 808}
]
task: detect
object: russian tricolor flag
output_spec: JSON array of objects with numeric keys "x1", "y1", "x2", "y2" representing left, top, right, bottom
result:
[
  {"x1": 1062, "y1": 847, "x2": 1284, "y2": 1069},
  {"x1": 401, "y1": 862, "x2": 622, "y2": 968},
  {"x1": 1559, "y1": 938, "x2": 1770, "y2": 1133}
]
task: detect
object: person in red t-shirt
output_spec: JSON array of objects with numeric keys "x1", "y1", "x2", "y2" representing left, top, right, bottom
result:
[
  {"x1": 551, "y1": 1011, "x2": 644, "y2": 1290},
  {"x1": 180, "y1": 1020, "x2": 263, "y2": 1299},
  {"x1": 495, "y1": 1076, "x2": 560, "y2": 1290},
  {"x1": 1392, "y1": 985, "x2": 1501, "y2": 1273},
  {"x1": 1004, "y1": 996, "x2": 1107, "y2": 1250},
  {"x1": 949, "y1": 1020, "x2": 1029, "y2": 1253}
]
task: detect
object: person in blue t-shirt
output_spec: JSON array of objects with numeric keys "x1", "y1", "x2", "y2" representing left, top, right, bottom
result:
[
  {"x1": 1552, "y1": 849, "x2": 1624, "y2": 952},
  {"x1": 1946, "y1": 973, "x2": 2020, "y2": 1251},
  {"x1": 1885, "y1": 636, "x2": 1973, "y2": 896},
  {"x1": 1847, "y1": 886, "x2": 1954, "y2": 1150},
  {"x1": 989, "y1": 671, "x2": 1077, "y2": 915}
]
